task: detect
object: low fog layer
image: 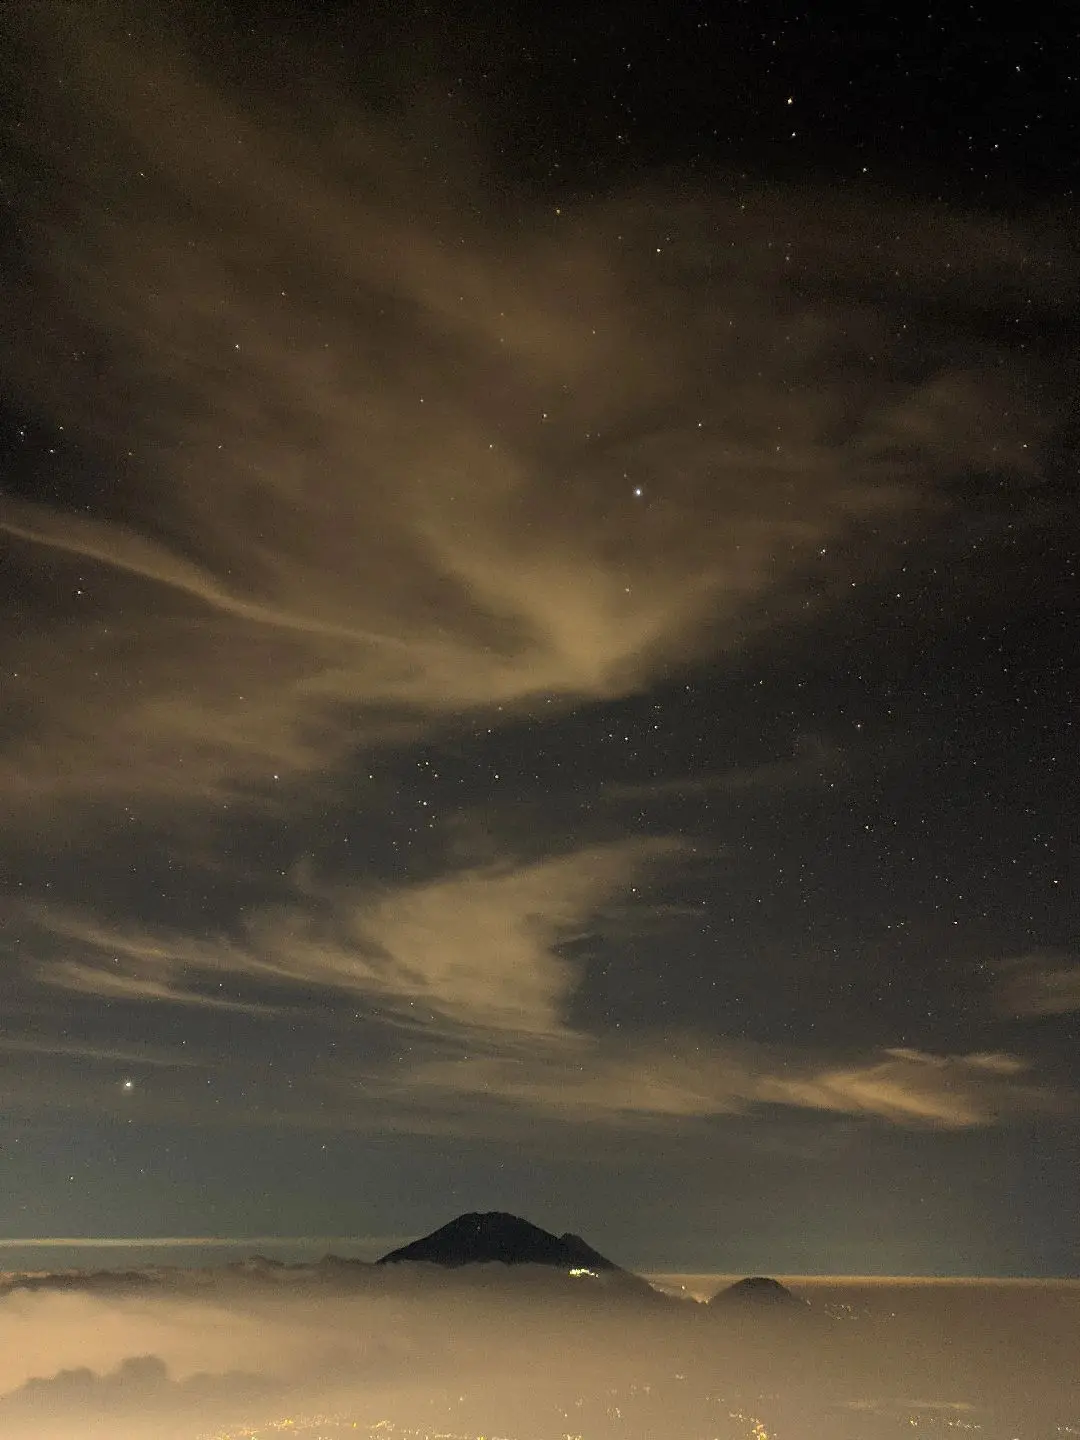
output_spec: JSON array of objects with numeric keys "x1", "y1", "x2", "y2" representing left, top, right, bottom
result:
[{"x1": 0, "y1": 1262, "x2": 1077, "y2": 1439}]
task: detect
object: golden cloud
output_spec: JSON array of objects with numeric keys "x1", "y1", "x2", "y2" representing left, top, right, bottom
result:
[
  {"x1": 23, "y1": 846, "x2": 1054, "y2": 1131},
  {"x1": 1, "y1": 13, "x2": 1064, "y2": 815},
  {"x1": 31, "y1": 839, "x2": 680, "y2": 1037},
  {"x1": 403, "y1": 1038, "x2": 1050, "y2": 1130}
]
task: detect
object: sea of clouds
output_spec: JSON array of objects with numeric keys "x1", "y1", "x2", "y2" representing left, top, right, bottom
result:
[{"x1": 0, "y1": 1263, "x2": 1077, "y2": 1439}]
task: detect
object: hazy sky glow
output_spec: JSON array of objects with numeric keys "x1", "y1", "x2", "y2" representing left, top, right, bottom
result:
[{"x1": 0, "y1": 1, "x2": 1077, "y2": 1283}]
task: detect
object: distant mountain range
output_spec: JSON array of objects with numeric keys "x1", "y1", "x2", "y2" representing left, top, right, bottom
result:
[
  {"x1": 377, "y1": 1212, "x2": 801, "y2": 1308},
  {"x1": 0, "y1": 1212, "x2": 803, "y2": 1312}
]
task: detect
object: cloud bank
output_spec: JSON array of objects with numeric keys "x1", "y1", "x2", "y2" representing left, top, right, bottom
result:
[{"x1": 0, "y1": 1268, "x2": 1078, "y2": 1439}]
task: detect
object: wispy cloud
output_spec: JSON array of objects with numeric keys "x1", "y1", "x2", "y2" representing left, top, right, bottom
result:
[
  {"x1": 606, "y1": 736, "x2": 848, "y2": 803},
  {"x1": 40, "y1": 959, "x2": 272, "y2": 1015},
  {"x1": 0, "y1": 1036, "x2": 205, "y2": 1069},
  {"x1": 996, "y1": 953, "x2": 1080, "y2": 1017},
  {"x1": 758, "y1": 1047, "x2": 1044, "y2": 1128},
  {"x1": 401, "y1": 1038, "x2": 1050, "y2": 1131},
  {"x1": 28, "y1": 839, "x2": 679, "y2": 1036},
  {"x1": 1, "y1": 13, "x2": 1063, "y2": 818},
  {"x1": 1, "y1": 9, "x2": 1072, "y2": 1169},
  {"x1": 22, "y1": 869, "x2": 1054, "y2": 1132}
]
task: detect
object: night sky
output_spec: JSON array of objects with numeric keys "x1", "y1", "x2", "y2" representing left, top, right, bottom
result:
[{"x1": 0, "y1": 1, "x2": 1076, "y2": 1277}]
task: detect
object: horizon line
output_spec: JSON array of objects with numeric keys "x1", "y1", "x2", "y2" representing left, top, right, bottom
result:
[
  {"x1": 647, "y1": 1270, "x2": 1080, "y2": 1285},
  {"x1": 0, "y1": 1236, "x2": 387, "y2": 1249},
  {"x1": 0, "y1": 1239, "x2": 1076, "y2": 1281}
]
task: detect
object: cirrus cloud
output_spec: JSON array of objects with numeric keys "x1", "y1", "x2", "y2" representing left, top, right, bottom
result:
[{"x1": 1, "y1": 10, "x2": 1067, "y2": 821}]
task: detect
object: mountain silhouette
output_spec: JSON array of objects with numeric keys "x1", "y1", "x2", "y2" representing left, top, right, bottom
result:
[
  {"x1": 710, "y1": 1275, "x2": 806, "y2": 1308},
  {"x1": 377, "y1": 1211, "x2": 623, "y2": 1273}
]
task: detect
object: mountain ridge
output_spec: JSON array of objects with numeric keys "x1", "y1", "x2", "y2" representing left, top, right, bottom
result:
[{"x1": 376, "y1": 1210, "x2": 624, "y2": 1274}]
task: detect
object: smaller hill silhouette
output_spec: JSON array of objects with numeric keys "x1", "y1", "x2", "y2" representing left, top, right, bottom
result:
[
  {"x1": 710, "y1": 1275, "x2": 806, "y2": 1308},
  {"x1": 377, "y1": 1211, "x2": 621, "y2": 1273}
]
